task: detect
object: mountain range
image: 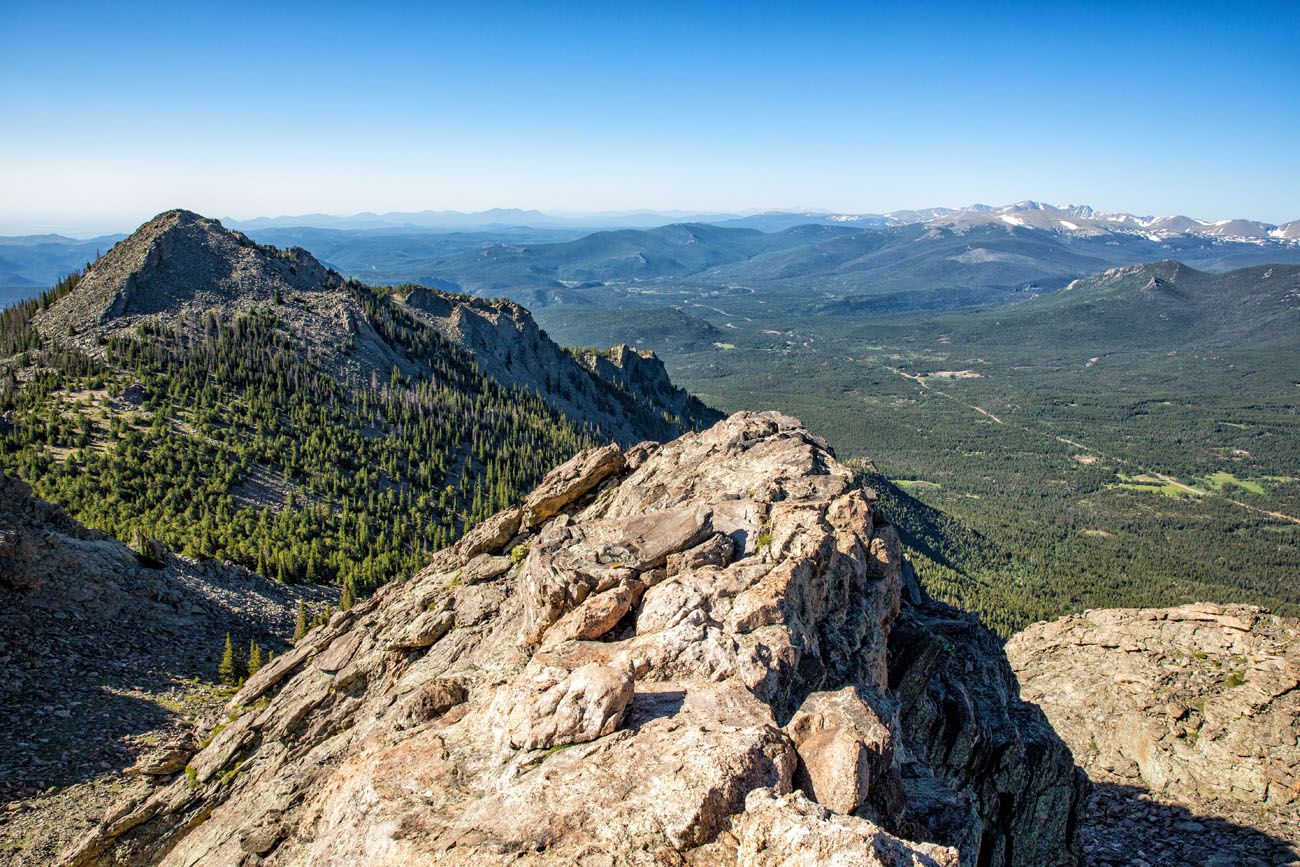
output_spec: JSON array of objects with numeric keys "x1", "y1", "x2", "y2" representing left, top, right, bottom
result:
[
  {"x1": 3, "y1": 208, "x2": 1299, "y2": 865},
  {"x1": 224, "y1": 201, "x2": 1300, "y2": 243},
  {"x1": 4, "y1": 201, "x2": 1298, "y2": 311},
  {"x1": 396, "y1": 219, "x2": 1300, "y2": 319},
  {"x1": 724, "y1": 201, "x2": 1300, "y2": 242}
]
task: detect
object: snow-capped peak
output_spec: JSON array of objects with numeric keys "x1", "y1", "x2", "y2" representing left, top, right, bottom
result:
[{"x1": 883, "y1": 201, "x2": 1298, "y2": 245}]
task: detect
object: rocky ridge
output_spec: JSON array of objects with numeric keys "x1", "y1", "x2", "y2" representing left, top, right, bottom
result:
[
  {"x1": 27, "y1": 210, "x2": 717, "y2": 446},
  {"x1": 32, "y1": 210, "x2": 336, "y2": 348},
  {"x1": 60, "y1": 412, "x2": 1084, "y2": 866},
  {"x1": 1008, "y1": 604, "x2": 1300, "y2": 865},
  {"x1": 399, "y1": 287, "x2": 719, "y2": 443}
]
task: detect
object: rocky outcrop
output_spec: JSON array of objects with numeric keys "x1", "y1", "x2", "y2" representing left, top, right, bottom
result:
[
  {"x1": 61, "y1": 412, "x2": 1084, "y2": 866},
  {"x1": 1007, "y1": 604, "x2": 1300, "y2": 858},
  {"x1": 399, "y1": 287, "x2": 720, "y2": 444}
]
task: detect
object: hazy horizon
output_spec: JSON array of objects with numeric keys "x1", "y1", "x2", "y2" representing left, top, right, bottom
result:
[{"x1": 4, "y1": 196, "x2": 1300, "y2": 239}]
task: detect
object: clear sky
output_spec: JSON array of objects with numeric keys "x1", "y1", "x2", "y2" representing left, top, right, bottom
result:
[{"x1": 3, "y1": 0, "x2": 1298, "y2": 233}]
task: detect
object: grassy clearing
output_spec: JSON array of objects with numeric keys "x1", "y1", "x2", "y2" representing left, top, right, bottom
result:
[
  {"x1": 895, "y1": 479, "x2": 942, "y2": 493},
  {"x1": 1114, "y1": 473, "x2": 1198, "y2": 499},
  {"x1": 1201, "y1": 471, "x2": 1294, "y2": 497}
]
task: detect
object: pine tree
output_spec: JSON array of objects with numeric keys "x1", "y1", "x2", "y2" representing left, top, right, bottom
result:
[
  {"x1": 339, "y1": 580, "x2": 353, "y2": 611},
  {"x1": 293, "y1": 599, "x2": 307, "y2": 643},
  {"x1": 247, "y1": 640, "x2": 263, "y2": 677},
  {"x1": 218, "y1": 632, "x2": 246, "y2": 685}
]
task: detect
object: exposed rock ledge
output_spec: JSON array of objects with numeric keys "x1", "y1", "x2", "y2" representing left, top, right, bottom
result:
[
  {"x1": 1008, "y1": 604, "x2": 1300, "y2": 860},
  {"x1": 61, "y1": 412, "x2": 1084, "y2": 866}
]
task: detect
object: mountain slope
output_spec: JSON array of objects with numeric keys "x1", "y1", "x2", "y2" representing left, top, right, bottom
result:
[
  {"x1": 406, "y1": 219, "x2": 1300, "y2": 318},
  {"x1": 0, "y1": 210, "x2": 717, "y2": 596},
  {"x1": 397, "y1": 286, "x2": 718, "y2": 443},
  {"x1": 1000, "y1": 260, "x2": 1300, "y2": 349},
  {"x1": 416, "y1": 222, "x2": 857, "y2": 292},
  {"x1": 60, "y1": 412, "x2": 1085, "y2": 867},
  {"x1": 707, "y1": 223, "x2": 1125, "y2": 298},
  {"x1": 0, "y1": 465, "x2": 329, "y2": 863}
]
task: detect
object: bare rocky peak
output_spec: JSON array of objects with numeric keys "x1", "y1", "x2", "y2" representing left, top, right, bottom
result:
[
  {"x1": 1007, "y1": 604, "x2": 1300, "y2": 861},
  {"x1": 27, "y1": 209, "x2": 419, "y2": 392},
  {"x1": 61, "y1": 412, "x2": 1083, "y2": 866},
  {"x1": 33, "y1": 210, "x2": 335, "y2": 344}
]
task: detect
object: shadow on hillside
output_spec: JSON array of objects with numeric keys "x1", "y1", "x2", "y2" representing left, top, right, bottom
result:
[
  {"x1": 1083, "y1": 782, "x2": 1298, "y2": 866},
  {"x1": 863, "y1": 472, "x2": 1003, "y2": 577},
  {"x1": 0, "y1": 678, "x2": 176, "y2": 801},
  {"x1": 0, "y1": 560, "x2": 302, "y2": 801}
]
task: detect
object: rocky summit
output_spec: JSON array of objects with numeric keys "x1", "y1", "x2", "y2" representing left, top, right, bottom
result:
[
  {"x1": 33, "y1": 209, "x2": 337, "y2": 346},
  {"x1": 59, "y1": 412, "x2": 1084, "y2": 866},
  {"x1": 1008, "y1": 604, "x2": 1300, "y2": 865}
]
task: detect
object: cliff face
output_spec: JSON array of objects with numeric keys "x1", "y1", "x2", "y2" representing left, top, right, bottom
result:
[
  {"x1": 399, "y1": 287, "x2": 720, "y2": 444},
  {"x1": 1007, "y1": 604, "x2": 1300, "y2": 860},
  {"x1": 62, "y1": 413, "x2": 1083, "y2": 866}
]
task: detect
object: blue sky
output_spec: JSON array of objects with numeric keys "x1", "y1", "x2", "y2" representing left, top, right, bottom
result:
[{"x1": 3, "y1": 1, "x2": 1298, "y2": 233}]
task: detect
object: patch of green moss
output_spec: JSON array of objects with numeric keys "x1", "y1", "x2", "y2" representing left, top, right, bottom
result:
[
  {"x1": 215, "y1": 760, "x2": 246, "y2": 787},
  {"x1": 198, "y1": 722, "x2": 227, "y2": 749}
]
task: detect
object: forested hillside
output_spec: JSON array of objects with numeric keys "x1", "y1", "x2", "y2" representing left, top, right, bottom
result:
[{"x1": 0, "y1": 211, "x2": 717, "y2": 599}]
